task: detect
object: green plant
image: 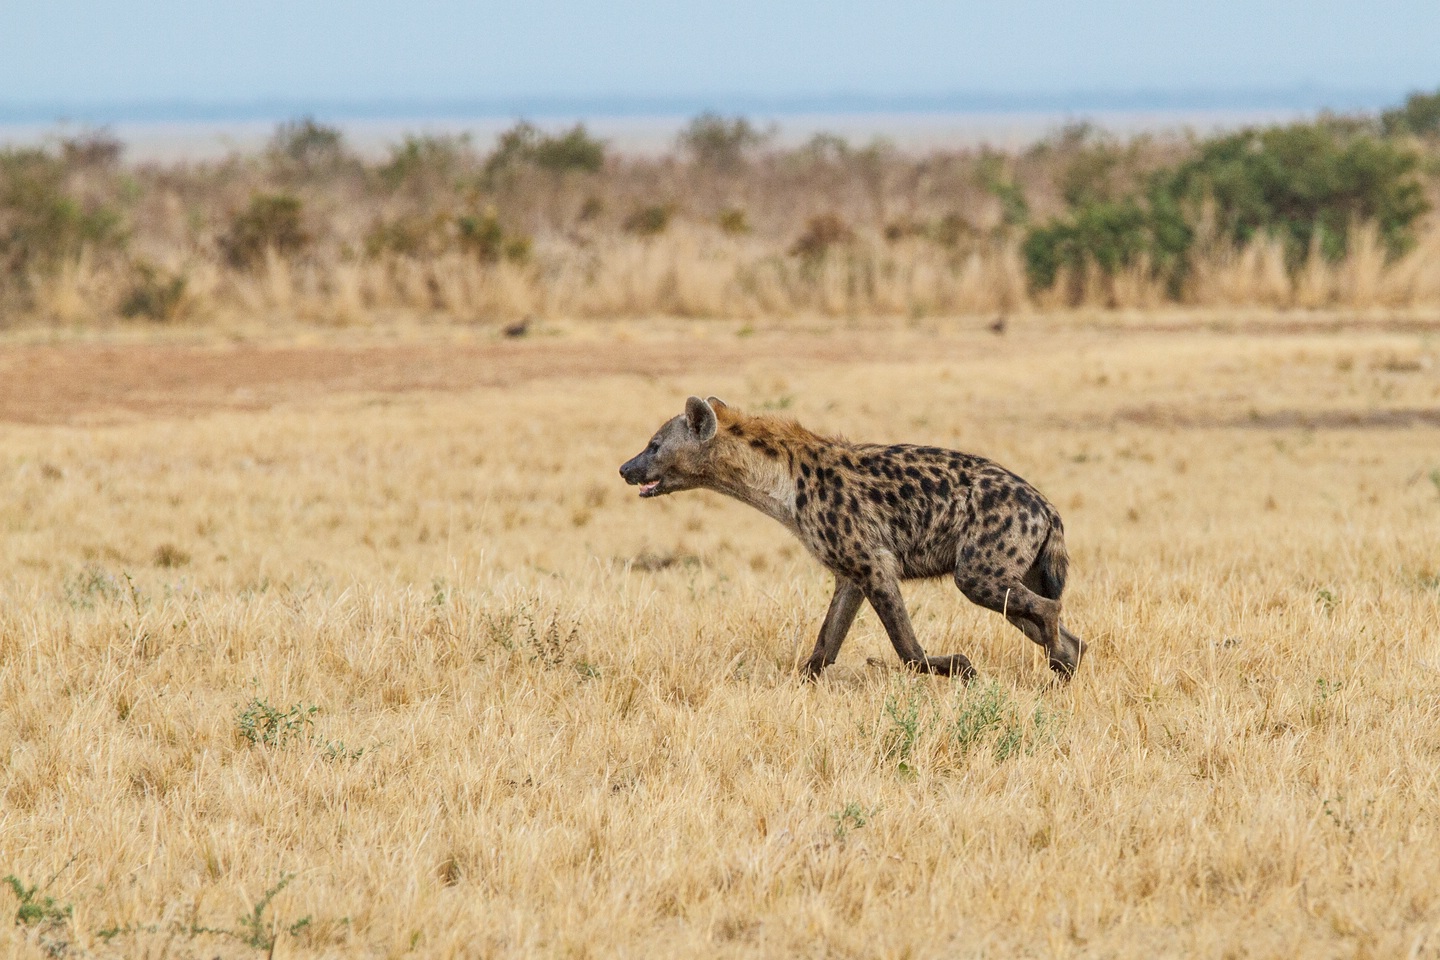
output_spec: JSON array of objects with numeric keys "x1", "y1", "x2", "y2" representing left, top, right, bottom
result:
[
  {"x1": 119, "y1": 260, "x2": 187, "y2": 321},
  {"x1": 379, "y1": 134, "x2": 473, "y2": 190},
  {"x1": 363, "y1": 213, "x2": 448, "y2": 258},
  {"x1": 0, "y1": 147, "x2": 124, "y2": 278},
  {"x1": 678, "y1": 113, "x2": 767, "y2": 171},
  {"x1": 457, "y1": 210, "x2": 531, "y2": 264},
  {"x1": 59, "y1": 128, "x2": 123, "y2": 168},
  {"x1": 952, "y1": 682, "x2": 1060, "y2": 762},
  {"x1": 882, "y1": 682, "x2": 925, "y2": 772},
  {"x1": 236, "y1": 697, "x2": 318, "y2": 748},
  {"x1": 1381, "y1": 88, "x2": 1440, "y2": 138},
  {"x1": 1164, "y1": 121, "x2": 1428, "y2": 264},
  {"x1": 717, "y1": 207, "x2": 749, "y2": 234},
  {"x1": 218, "y1": 193, "x2": 309, "y2": 270},
  {"x1": 953, "y1": 681, "x2": 1010, "y2": 752},
  {"x1": 533, "y1": 124, "x2": 606, "y2": 174},
  {"x1": 830, "y1": 802, "x2": 874, "y2": 841},
  {"x1": 484, "y1": 122, "x2": 606, "y2": 178},
  {"x1": 63, "y1": 564, "x2": 122, "y2": 609},
  {"x1": 3, "y1": 873, "x2": 72, "y2": 927},
  {"x1": 976, "y1": 154, "x2": 1030, "y2": 229},
  {"x1": 1022, "y1": 195, "x2": 1189, "y2": 299},
  {"x1": 192, "y1": 873, "x2": 311, "y2": 951},
  {"x1": 269, "y1": 116, "x2": 347, "y2": 174},
  {"x1": 789, "y1": 213, "x2": 853, "y2": 259},
  {"x1": 622, "y1": 204, "x2": 671, "y2": 237}
]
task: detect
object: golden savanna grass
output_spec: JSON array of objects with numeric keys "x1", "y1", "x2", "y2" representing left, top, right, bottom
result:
[{"x1": 2, "y1": 315, "x2": 1440, "y2": 957}]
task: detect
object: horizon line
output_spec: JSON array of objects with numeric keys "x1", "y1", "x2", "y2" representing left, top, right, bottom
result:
[{"x1": 0, "y1": 84, "x2": 1418, "y2": 126}]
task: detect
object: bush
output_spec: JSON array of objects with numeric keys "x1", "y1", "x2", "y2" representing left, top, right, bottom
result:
[
  {"x1": 0, "y1": 148, "x2": 124, "y2": 278},
  {"x1": 716, "y1": 207, "x2": 749, "y2": 234},
  {"x1": 60, "y1": 128, "x2": 123, "y2": 168},
  {"x1": 363, "y1": 213, "x2": 448, "y2": 258},
  {"x1": 484, "y1": 122, "x2": 606, "y2": 178},
  {"x1": 269, "y1": 116, "x2": 347, "y2": 174},
  {"x1": 457, "y1": 210, "x2": 531, "y2": 264},
  {"x1": 218, "y1": 193, "x2": 309, "y2": 269},
  {"x1": 1021, "y1": 119, "x2": 1429, "y2": 297},
  {"x1": 379, "y1": 134, "x2": 473, "y2": 190},
  {"x1": 119, "y1": 260, "x2": 188, "y2": 321},
  {"x1": 532, "y1": 124, "x2": 606, "y2": 174},
  {"x1": 622, "y1": 204, "x2": 672, "y2": 237},
  {"x1": 1381, "y1": 88, "x2": 1440, "y2": 138},
  {"x1": 1022, "y1": 197, "x2": 1188, "y2": 297},
  {"x1": 1163, "y1": 121, "x2": 1428, "y2": 263},
  {"x1": 789, "y1": 213, "x2": 854, "y2": 259},
  {"x1": 678, "y1": 113, "x2": 767, "y2": 171}
]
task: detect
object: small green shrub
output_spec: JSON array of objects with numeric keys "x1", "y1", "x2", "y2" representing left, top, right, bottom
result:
[
  {"x1": 532, "y1": 124, "x2": 606, "y2": 174},
  {"x1": 1022, "y1": 196, "x2": 1189, "y2": 297},
  {"x1": 484, "y1": 122, "x2": 606, "y2": 179},
  {"x1": 717, "y1": 207, "x2": 749, "y2": 234},
  {"x1": 930, "y1": 212, "x2": 976, "y2": 248},
  {"x1": 236, "y1": 697, "x2": 318, "y2": 748},
  {"x1": 830, "y1": 802, "x2": 874, "y2": 841},
  {"x1": 363, "y1": 213, "x2": 448, "y2": 258},
  {"x1": 457, "y1": 211, "x2": 531, "y2": 264},
  {"x1": 119, "y1": 260, "x2": 187, "y2": 321},
  {"x1": 269, "y1": 116, "x2": 347, "y2": 174},
  {"x1": 577, "y1": 196, "x2": 605, "y2": 222},
  {"x1": 63, "y1": 565, "x2": 122, "y2": 609},
  {"x1": 379, "y1": 134, "x2": 473, "y2": 190},
  {"x1": 789, "y1": 213, "x2": 853, "y2": 259},
  {"x1": 3, "y1": 873, "x2": 72, "y2": 927},
  {"x1": 0, "y1": 147, "x2": 124, "y2": 278},
  {"x1": 59, "y1": 128, "x2": 123, "y2": 168},
  {"x1": 678, "y1": 113, "x2": 767, "y2": 171},
  {"x1": 622, "y1": 204, "x2": 672, "y2": 237},
  {"x1": 218, "y1": 193, "x2": 309, "y2": 270},
  {"x1": 1381, "y1": 88, "x2": 1440, "y2": 138}
]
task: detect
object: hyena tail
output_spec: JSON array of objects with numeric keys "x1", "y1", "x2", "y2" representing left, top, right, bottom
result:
[{"x1": 1034, "y1": 521, "x2": 1070, "y2": 601}]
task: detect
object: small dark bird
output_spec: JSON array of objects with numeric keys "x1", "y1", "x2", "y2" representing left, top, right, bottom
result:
[
  {"x1": 988, "y1": 315, "x2": 1007, "y2": 336},
  {"x1": 503, "y1": 317, "x2": 532, "y2": 338}
]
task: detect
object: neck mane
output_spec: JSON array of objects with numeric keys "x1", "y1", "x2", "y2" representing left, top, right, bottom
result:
[{"x1": 704, "y1": 408, "x2": 836, "y2": 532}]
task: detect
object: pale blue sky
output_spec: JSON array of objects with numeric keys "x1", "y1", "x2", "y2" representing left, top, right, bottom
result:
[{"x1": 3, "y1": 1, "x2": 1438, "y2": 116}]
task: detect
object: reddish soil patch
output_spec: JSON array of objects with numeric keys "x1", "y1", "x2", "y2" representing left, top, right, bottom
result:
[{"x1": 0, "y1": 334, "x2": 954, "y2": 425}]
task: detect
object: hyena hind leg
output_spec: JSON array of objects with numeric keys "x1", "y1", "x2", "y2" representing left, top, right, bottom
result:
[{"x1": 956, "y1": 570, "x2": 1082, "y2": 680}]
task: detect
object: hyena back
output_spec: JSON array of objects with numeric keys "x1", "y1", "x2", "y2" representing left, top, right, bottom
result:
[{"x1": 619, "y1": 396, "x2": 1084, "y2": 680}]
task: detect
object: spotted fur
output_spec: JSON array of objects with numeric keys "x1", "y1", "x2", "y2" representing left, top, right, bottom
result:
[{"x1": 619, "y1": 397, "x2": 1084, "y2": 680}]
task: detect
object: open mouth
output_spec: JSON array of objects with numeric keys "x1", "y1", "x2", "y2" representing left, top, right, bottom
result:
[{"x1": 638, "y1": 480, "x2": 662, "y2": 497}]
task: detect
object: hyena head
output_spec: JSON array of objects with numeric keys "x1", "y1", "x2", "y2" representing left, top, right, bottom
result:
[{"x1": 619, "y1": 396, "x2": 725, "y2": 498}]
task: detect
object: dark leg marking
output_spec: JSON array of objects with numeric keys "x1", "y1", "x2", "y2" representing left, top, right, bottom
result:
[{"x1": 803, "y1": 578, "x2": 864, "y2": 679}]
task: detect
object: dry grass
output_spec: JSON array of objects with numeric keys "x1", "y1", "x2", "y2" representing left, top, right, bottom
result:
[{"x1": 2, "y1": 317, "x2": 1440, "y2": 957}]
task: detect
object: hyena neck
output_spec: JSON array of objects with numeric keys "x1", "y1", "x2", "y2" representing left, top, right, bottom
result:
[{"x1": 704, "y1": 411, "x2": 828, "y2": 535}]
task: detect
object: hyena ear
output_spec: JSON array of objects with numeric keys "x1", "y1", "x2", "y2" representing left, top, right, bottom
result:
[
  {"x1": 705, "y1": 396, "x2": 728, "y2": 411},
  {"x1": 685, "y1": 395, "x2": 718, "y2": 442}
]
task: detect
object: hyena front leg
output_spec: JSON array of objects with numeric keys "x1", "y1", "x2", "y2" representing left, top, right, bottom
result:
[
  {"x1": 803, "y1": 577, "x2": 864, "y2": 678},
  {"x1": 862, "y1": 575, "x2": 976, "y2": 680}
]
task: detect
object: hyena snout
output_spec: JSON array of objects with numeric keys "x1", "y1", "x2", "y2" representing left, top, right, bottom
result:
[{"x1": 619, "y1": 451, "x2": 664, "y2": 497}]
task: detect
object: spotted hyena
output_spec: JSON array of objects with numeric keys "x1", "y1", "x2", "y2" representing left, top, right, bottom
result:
[{"x1": 619, "y1": 397, "x2": 1084, "y2": 680}]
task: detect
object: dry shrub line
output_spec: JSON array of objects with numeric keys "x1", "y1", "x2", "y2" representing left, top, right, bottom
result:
[{"x1": 5, "y1": 106, "x2": 1440, "y2": 325}]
